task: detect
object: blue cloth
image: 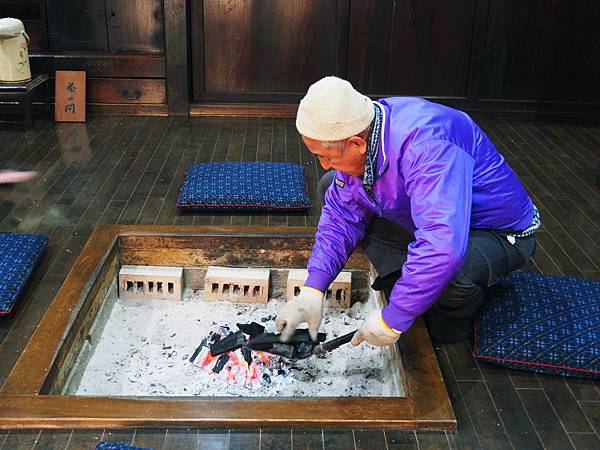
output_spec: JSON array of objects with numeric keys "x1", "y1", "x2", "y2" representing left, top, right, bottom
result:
[
  {"x1": 306, "y1": 97, "x2": 536, "y2": 333},
  {"x1": 96, "y1": 443, "x2": 152, "y2": 450},
  {"x1": 176, "y1": 162, "x2": 312, "y2": 211},
  {"x1": 0, "y1": 232, "x2": 48, "y2": 314},
  {"x1": 473, "y1": 271, "x2": 600, "y2": 379}
]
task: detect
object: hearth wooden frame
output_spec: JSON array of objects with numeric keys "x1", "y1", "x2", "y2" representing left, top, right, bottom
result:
[{"x1": 0, "y1": 225, "x2": 455, "y2": 430}]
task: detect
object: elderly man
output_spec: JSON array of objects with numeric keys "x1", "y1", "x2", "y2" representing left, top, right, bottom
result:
[{"x1": 275, "y1": 76, "x2": 538, "y2": 346}]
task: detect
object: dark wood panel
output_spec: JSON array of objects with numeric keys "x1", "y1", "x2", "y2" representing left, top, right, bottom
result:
[
  {"x1": 190, "y1": 0, "x2": 205, "y2": 102},
  {"x1": 347, "y1": 0, "x2": 476, "y2": 97},
  {"x1": 86, "y1": 79, "x2": 166, "y2": 104},
  {"x1": 164, "y1": 0, "x2": 190, "y2": 115},
  {"x1": 106, "y1": 0, "x2": 165, "y2": 53},
  {"x1": 46, "y1": 0, "x2": 108, "y2": 51},
  {"x1": 346, "y1": 0, "x2": 394, "y2": 95},
  {"x1": 0, "y1": 0, "x2": 44, "y2": 20},
  {"x1": 23, "y1": 19, "x2": 48, "y2": 52},
  {"x1": 200, "y1": 0, "x2": 348, "y2": 100},
  {"x1": 30, "y1": 54, "x2": 166, "y2": 78},
  {"x1": 478, "y1": 0, "x2": 600, "y2": 102}
]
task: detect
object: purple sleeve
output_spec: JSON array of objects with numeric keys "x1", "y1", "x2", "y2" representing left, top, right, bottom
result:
[
  {"x1": 382, "y1": 141, "x2": 474, "y2": 332},
  {"x1": 305, "y1": 172, "x2": 373, "y2": 292}
]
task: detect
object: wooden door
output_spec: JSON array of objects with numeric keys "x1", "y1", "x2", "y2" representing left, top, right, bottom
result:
[{"x1": 194, "y1": 0, "x2": 350, "y2": 102}]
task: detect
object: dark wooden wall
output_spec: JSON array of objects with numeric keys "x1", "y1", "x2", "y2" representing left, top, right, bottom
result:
[
  {"x1": 2, "y1": 0, "x2": 600, "y2": 117},
  {"x1": 192, "y1": 0, "x2": 600, "y2": 116},
  {"x1": 347, "y1": 0, "x2": 477, "y2": 99},
  {"x1": 195, "y1": 0, "x2": 349, "y2": 103},
  {"x1": 476, "y1": 0, "x2": 600, "y2": 105}
]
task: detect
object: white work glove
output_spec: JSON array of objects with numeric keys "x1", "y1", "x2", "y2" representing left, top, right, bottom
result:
[
  {"x1": 275, "y1": 286, "x2": 324, "y2": 342},
  {"x1": 351, "y1": 309, "x2": 401, "y2": 347}
]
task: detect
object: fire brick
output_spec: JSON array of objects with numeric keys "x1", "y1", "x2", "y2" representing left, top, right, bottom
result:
[
  {"x1": 204, "y1": 266, "x2": 270, "y2": 303},
  {"x1": 118, "y1": 265, "x2": 183, "y2": 300},
  {"x1": 286, "y1": 269, "x2": 351, "y2": 308}
]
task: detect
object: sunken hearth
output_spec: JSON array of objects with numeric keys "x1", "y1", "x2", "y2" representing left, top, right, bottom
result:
[
  {"x1": 65, "y1": 282, "x2": 403, "y2": 398},
  {"x1": 0, "y1": 226, "x2": 455, "y2": 429}
]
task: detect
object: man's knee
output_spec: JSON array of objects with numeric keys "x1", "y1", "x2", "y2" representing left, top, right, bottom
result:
[
  {"x1": 436, "y1": 280, "x2": 485, "y2": 318},
  {"x1": 425, "y1": 280, "x2": 485, "y2": 344}
]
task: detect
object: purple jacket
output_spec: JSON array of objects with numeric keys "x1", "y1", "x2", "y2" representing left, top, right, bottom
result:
[{"x1": 305, "y1": 97, "x2": 534, "y2": 332}]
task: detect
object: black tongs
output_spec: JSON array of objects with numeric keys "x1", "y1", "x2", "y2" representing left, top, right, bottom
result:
[
  {"x1": 310, "y1": 330, "x2": 357, "y2": 356},
  {"x1": 210, "y1": 327, "x2": 357, "y2": 360}
]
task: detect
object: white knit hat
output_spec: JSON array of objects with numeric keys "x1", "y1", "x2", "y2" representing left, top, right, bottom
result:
[{"x1": 296, "y1": 76, "x2": 374, "y2": 141}]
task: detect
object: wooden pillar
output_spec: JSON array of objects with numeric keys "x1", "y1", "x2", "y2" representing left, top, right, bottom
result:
[{"x1": 164, "y1": 0, "x2": 190, "y2": 116}]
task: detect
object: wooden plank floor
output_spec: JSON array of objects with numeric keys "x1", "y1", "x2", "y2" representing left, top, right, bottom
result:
[{"x1": 0, "y1": 116, "x2": 599, "y2": 450}]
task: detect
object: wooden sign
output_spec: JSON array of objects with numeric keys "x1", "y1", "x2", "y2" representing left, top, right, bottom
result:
[{"x1": 55, "y1": 70, "x2": 86, "y2": 122}]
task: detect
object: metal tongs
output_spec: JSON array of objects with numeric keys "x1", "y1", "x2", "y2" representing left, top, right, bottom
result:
[{"x1": 209, "y1": 322, "x2": 357, "y2": 360}]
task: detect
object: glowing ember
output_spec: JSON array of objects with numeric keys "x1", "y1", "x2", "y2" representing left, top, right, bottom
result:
[{"x1": 192, "y1": 325, "x2": 287, "y2": 387}]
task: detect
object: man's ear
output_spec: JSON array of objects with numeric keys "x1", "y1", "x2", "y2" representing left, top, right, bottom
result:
[{"x1": 346, "y1": 135, "x2": 368, "y2": 155}]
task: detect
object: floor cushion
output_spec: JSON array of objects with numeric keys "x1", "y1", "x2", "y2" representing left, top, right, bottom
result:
[
  {"x1": 96, "y1": 443, "x2": 152, "y2": 450},
  {"x1": 0, "y1": 232, "x2": 48, "y2": 314},
  {"x1": 176, "y1": 162, "x2": 312, "y2": 211},
  {"x1": 473, "y1": 271, "x2": 600, "y2": 379}
]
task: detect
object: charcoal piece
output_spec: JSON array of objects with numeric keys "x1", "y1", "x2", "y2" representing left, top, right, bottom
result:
[
  {"x1": 241, "y1": 347, "x2": 253, "y2": 365},
  {"x1": 245, "y1": 329, "x2": 327, "y2": 359},
  {"x1": 209, "y1": 330, "x2": 247, "y2": 356},
  {"x1": 237, "y1": 322, "x2": 265, "y2": 338},
  {"x1": 268, "y1": 343, "x2": 296, "y2": 359},
  {"x1": 243, "y1": 332, "x2": 280, "y2": 351},
  {"x1": 189, "y1": 341, "x2": 205, "y2": 363},
  {"x1": 294, "y1": 342, "x2": 315, "y2": 359},
  {"x1": 212, "y1": 354, "x2": 230, "y2": 373},
  {"x1": 288, "y1": 329, "x2": 327, "y2": 344}
]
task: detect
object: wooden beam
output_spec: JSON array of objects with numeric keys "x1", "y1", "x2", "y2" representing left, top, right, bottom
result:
[
  {"x1": 30, "y1": 54, "x2": 166, "y2": 78},
  {"x1": 164, "y1": 0, "x2": 190, "y2": 116},
  {"x1": 189, "y1": 103, "x2": 298, "y2": 118},
  {"x1": 190, "y1": 0, "x2": 205, "y2": 102}
]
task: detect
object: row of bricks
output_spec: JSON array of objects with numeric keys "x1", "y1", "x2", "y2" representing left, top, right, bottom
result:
[{"x1": 118, "y1": 266, "x2": 352, "y2": 308}]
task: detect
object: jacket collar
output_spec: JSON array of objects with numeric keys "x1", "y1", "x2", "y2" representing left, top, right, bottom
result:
[
  {"x1": 362, "y1": 103, "x2": 382, "y2": 194},
  {"x1": 375, "y1": 101, "x2": 389, "y2": 176}
]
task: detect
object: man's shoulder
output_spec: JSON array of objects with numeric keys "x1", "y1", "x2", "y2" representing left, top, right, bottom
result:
[
  {"x1": 379, "y1": 96, "x2": 467, "y2": 118},
  {"x1": 379, "y1": 97, "x2": 475, "y2": 147}
]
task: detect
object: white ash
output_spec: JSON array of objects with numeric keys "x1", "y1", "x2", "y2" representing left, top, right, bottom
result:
[{"x1": 72, "y1": 289, "x2": 404, "y2": 397}]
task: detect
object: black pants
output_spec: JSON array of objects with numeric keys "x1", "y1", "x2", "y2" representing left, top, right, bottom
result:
[{"x1": 318, "y1": 171, "x2": 536, "y2": 343}]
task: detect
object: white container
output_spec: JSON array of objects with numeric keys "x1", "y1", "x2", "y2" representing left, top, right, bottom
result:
[{"x1": 0, "y1": 18, "x2": 31, "y2": 83}]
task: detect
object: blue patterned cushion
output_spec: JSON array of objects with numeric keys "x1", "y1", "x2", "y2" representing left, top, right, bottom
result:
[
  {"x1": 0, "y1": 232, "x2": 48, "y2": 314},
  {"x1": 96, "y1": 443, "x2": 152, "y2": 450},
  {"x1": 473, "y1": 272, "x2": 600, "y2": 379},
  {"x1": 176, "y1": 162, "x2": 312, "y2": 211}
]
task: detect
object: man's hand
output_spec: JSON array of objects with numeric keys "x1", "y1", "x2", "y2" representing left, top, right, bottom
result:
[
  {"x1": 275, "y1": 286, "x2": 324, "y2": 342},
  {"x1": 351, "y1": 309, "x2": 401, "y2": 346}
]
